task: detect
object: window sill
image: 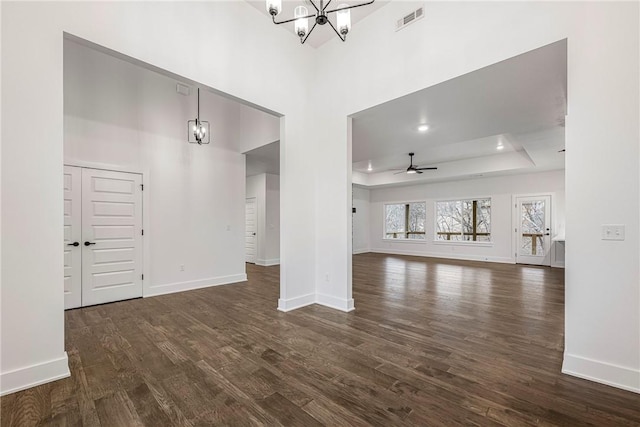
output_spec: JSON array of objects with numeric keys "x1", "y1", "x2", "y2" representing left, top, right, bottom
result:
[
  {"x1": 432, "y1": 240, "x2": 493, "y2": 247},
  {"x1": 382, "y1": 238, "x2": 428, "y2": 244}
]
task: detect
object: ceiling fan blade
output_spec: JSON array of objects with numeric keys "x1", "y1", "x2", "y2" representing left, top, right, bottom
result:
[
  {"x1": 416, "y1": 167, "x2": 438, "y2": 170},
  {"x1": 393, "y1": 170, "x2": 406, "y2": 175}
]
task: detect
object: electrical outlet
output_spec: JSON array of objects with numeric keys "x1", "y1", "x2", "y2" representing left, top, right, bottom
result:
[
  {"x1": 602, "y1": 224, "x2": 625, "y2": 241},
  {"x1": 180, "y1": 264, "x2": 185, "y2": 271}
]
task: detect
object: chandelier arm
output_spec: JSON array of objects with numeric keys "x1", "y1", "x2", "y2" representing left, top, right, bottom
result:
[
  {"x1": 272, "y1": 13, "x2": 317, "y2": 25},
  {"x1": 322, "y1": 0, "x2": 332, "y2": 12},
  {"x1": 325, "y1": 0, "x2": 375, "y2": 14},
  {"x1": 300, "y1": 21, "x2": 318, "y2": 44},
  {"x1": 326, "y1": 18, "x2": 346, "y2": 42},
  {"x1": 308, "y1": 0, "x2": 320, "y2": 13}
]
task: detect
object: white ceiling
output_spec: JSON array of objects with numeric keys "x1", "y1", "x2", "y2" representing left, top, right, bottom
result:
[
  {"x1": 246, "y1": 0, "x2": 389, "y2": 48},
  {"x1": 246, "y1": 140, "x2": 280, "y2": 176},
  {"x1": 352, "y1": 40, "x2": 567, "y2": 188}
]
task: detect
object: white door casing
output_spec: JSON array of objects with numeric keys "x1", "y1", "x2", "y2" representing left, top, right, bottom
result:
[
  {"x1": 63, "y1": 166, "x2": 82, "y2": 309},
  {"x1": 245, "y1": 197, "x2": 257, "y2": 263},
  {"x1": 516, "y1": 195, "x2": 552, "y2": 266},
  {"x1": 81, "y1": 168, "x2": 143, "y2": 306}
]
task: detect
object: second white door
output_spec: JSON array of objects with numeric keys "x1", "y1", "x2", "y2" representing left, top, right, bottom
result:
[
  {"x1": 81, "y1": 168, "x2": 143, "y2": 306},
  {"x1": 245, "y1": 198, "x2": 257, "y2": 263}
]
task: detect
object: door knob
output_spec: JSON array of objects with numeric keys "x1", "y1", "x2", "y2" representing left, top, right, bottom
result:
[
  {"x1": 253, "y1": 233, "x2": 256, "y2": 236},
  {"x1": 67, "y1": 241, "x2": 79, "y2": 247},
  {"x1": 84, "y1": 241, "x2": 96, "y2": 246}
]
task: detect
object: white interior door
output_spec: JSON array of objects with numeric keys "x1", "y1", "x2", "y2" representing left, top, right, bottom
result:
[
  {"x1": 516, "y1": 195, "x2": 551, "y2": 266},
  {"x1": 245, "y1": 197, "x2": 257, "y2": 263},
  {"x1": 63, "y1": 166, "x2": 82, "y2": 309},
  {"x1": 81, "y1": 168, "x2": 143, "y2": 306}
]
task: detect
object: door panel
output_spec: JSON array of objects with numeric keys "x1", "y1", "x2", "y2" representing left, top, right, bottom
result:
[
  {"x1": 81, "y1": 168, "x2": 143, "y2": 306},
  {"x1": 516, "y1": 195, "x2": 551, "y2": 266},
  {"x1": 63, "y1": 166, "x2": 82, "y2": 309},
  {"x1": 245, "y1": 198, "x2": 257, "y2": 263}
]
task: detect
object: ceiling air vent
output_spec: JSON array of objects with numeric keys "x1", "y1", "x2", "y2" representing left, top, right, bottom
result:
[
  {"x1": 396, "y1": 6, "x2": 424, "y2": 32},
  {"x1": 176, "y1": 83, "x2": 190, "y2": 96}
]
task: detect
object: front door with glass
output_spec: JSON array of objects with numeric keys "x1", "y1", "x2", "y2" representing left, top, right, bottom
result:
[{"x1": 516, "y1": 195, "x2": 551, "y2": 266}]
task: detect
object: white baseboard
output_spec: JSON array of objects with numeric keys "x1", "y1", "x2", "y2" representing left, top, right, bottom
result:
[
  {"x1": 278, "y1": 293, "x2": 354, "y2": 313},
  {"x1": 278, "y1": 293, "x2": 316, "y2": 312},
  {"x1": 370, "y1": 248, "x2": 514, "y2": 264},
  {"x1": 352, "y1": 248, "x2": 370, "y2": 255},
  {"x1": 0, "y1": 352, "x2": 70, "y2": 396},
  {"x1": 316, "y1": 293, "x2": 355, "y2": 312},
  {"x1": 562, "y1": 353, "x2": 640, "y2": 393},
  {"x1": 256, "y1": 258, "x2": 280, "y2": 266},
  {"x1": 145, "y1": 274, "x2": 247, "y2": 297}
]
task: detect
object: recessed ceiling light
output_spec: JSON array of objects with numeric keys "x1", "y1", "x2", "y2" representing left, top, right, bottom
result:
[
  {"x1": 367, "y1": 163, "x2": 373, "y2": 172},
  {"x1": 496, "y1": 144, "x2": 504, "y2": 150},
  {"x1": 417, "y1": 124, "x2": 429, "y2": 132}
]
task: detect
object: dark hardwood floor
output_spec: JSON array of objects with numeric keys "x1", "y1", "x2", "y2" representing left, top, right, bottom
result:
[{"x1": 2, "y1": 253, "x2": 639, "y2": 426}]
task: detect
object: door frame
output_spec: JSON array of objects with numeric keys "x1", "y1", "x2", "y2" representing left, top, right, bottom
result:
[
  {"x1": 512, "y1": 193, "x2": 555, "y2": 266},
  {"x1": 64, "y1": 162, "x2": 147, "y2": 300}
]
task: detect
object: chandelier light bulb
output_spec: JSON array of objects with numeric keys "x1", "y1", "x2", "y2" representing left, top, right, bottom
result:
[
  {"x1": 266, "y1": 0, "x2": 282, "y2": 16},
  {"x1": 336, "y1": 4, "x2": 351, "y2": 36},
  {"x1": 294, "y1": 6, "x2": 309, "y2": 38}
]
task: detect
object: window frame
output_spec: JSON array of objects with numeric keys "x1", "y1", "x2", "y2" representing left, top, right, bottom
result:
[
  {"x1": 382, "y1": 200, "x2": 428, "y2": 242},
  {"x1": 433, "y1": 197, "x2": 493, "y2": 245}
]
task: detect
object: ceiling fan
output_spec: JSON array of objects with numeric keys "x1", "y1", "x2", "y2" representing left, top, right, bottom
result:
[{"x1": 391, "y1": 153, "x2": 437, "y2": 174}]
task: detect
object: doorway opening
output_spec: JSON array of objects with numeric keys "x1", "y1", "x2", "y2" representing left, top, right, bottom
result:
[
  {"x1": 244, "y1": 141, "x2": 281, "y2": 271},
  {"x1": 63, "y1": 35, "x2": 282, "y2": 308}
]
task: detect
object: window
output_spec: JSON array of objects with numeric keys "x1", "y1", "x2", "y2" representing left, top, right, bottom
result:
[
  {"x1": 436, "y1": 198, "x2": 491, "y2": 241},
  {"x1": 384, "y1": 202, "x2": 426, "y2": 240}
]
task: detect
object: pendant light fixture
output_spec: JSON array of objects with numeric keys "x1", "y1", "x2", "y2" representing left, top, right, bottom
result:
[
  {"x1": 188, "y1": 88, "x2": 210, "y2": 145},
  {"x1": 266, "y1": 0, "x2": 374, "y2": 44}
]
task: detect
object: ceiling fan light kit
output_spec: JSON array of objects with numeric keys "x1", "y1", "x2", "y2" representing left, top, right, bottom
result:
[{"x1": 266, "y1": 0, "x2": 374, "y2": 44}]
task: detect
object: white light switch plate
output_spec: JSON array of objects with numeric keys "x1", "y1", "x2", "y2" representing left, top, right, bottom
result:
[{"x1": 602, "y1": 224, "x2": 625, "y2": 240}]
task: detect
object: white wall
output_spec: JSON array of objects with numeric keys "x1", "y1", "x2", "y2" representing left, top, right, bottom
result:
[
  {"x1": 1, "y1": 1, "x2": 316, "y2": 396},
  {"x1": 246, "y1": 173, "x2": 280, "y2": 266},
  {"x1": 64, "y1": 40, "x2": 257, "y2": 297},
  {"x1": 352, "y1": 186, "x2": 370, "y2": 254},
  {"x1": 314, "y1": 1, "x2": 639, "y2": 392},
  {"x1": 365, "y1": 171, "x2": 564, "y2": 264}
]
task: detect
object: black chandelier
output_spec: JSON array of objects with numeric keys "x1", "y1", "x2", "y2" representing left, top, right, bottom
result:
[
  {"x1": 188, "y1": 88, "x2": 210, "y2": 145},
  {"x1": 266, "y1": 0, "x2": 375, "y2": 44}
]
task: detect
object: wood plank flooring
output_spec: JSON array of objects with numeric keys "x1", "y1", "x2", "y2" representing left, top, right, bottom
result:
[{"x1": 2, "y1": 253, "x2": 639, "y2": 426}]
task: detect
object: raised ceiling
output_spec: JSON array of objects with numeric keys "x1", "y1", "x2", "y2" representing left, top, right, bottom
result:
[
  {"x1": 245, "y1": 0, "x2": 389, "y2": 48},
  {"x1": 351, "y1": 40, "x2": 567, "y2": 188}
]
